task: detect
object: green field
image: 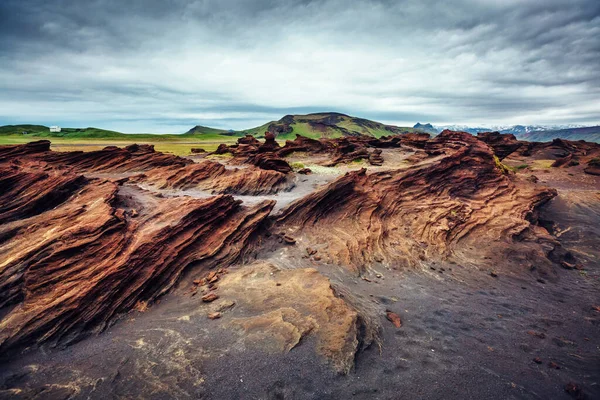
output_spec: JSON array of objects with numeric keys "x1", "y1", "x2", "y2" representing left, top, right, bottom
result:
[
  {"x1": 0, "y1": 125, "x2": 238, "y2": 155},
  {"x1": 0, "y1": 113, "x2": 424, "y2": 155}
]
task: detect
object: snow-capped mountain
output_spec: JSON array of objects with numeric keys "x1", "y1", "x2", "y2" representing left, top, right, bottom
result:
[{"x1": 414, "y1": 123, "x2": 588, "y2": 136}]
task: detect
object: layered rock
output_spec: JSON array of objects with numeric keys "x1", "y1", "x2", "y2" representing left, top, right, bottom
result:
[
  {"x1": 213, "y1": 132, "x2": 430, "y2": 168},
  {"x1": 0, "y1": 141, "x2": 291, "y2": 195},
  {"x1": 476, "y1": 131, "x2": 523, "y2": 159},
  {"x1": 513, "y1": 138, "x2": 600, "y2": 170},
  {"x1": 0, "y1": 163, "x2": 274, "y2": 354},
  {"x1": 584, "y1": 158, "x2": 600, "y2": 175},
  {"x1": 276, "y1": 131, "x2": 559, "y2": 274},
  {"x1": 131, "y1": 160, "x2": 294, "y2": 195}
]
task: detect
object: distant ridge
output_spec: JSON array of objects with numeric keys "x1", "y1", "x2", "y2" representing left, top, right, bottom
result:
[
  {"x1": 517, "y1": 126, "x2": 600, "y2": 143},
  {"x1": 236, "y1": 112, "x2": 423, "y2": 140}
]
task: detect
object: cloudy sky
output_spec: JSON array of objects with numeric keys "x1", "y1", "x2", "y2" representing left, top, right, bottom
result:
[{"x1": 0, "y1": 0, "x2": 598, "y2": 133}]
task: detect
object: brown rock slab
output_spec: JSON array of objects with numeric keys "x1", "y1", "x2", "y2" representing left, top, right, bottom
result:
[
  {"x1": 202, "y1": 293, "x2": 219, "y2": 303},
  {"x1": 207, "y1": 312, "x2": 222, "y2": 320},
  {"x1": 386, "y1": 311, "x2": 402, "y2": 328}
]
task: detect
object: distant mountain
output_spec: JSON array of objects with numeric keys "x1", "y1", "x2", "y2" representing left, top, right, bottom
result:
[
  {"x1": 0, "y1": 125, "x2": 138, "y2": 139},
  {"x1": 413, "y1": 123, "x2": 438, "y2": 135},
  {"x1": 426, "y1": 123, "x2": 597, "y2": 141},
  {"x1": 517, "y1": 126, "x2": 600, "y2": 143},
  {"x1": 182, "y1": 125, "x2": 228, "y2": 136},
  {"x1": 238, "y1": 113, "x2": 422, "y2": 140}
]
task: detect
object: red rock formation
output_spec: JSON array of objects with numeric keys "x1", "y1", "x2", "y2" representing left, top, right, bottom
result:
[
  {"x1": 277, "y1": 135, "x2": 334, "y2": 157},
  {"x1": 476, "y1": 131, "x2": 523, "y2": 160},
  {"x1": 584, "y1": 158, "x2": 600, "y2": 175},
  {"x1": 513, "y1": 138, "x2": 600, "y2": 169},
  {"x1": 0, "y1": 160, "x2": 274, "y2": 354},
  {"x1": 276, "y1": 131, "x2": 559, "y2": 273},
  {"x1": 0, "y1": 141, "x2": 291, "y2": 195},
  {"x1": 132, "y1": 160, "x2": 294, "y2": 195},
  {"x1": 368, "y1": 149, "x2": 384, "y2": 166}
]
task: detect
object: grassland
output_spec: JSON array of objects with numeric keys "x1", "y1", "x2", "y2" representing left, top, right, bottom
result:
[{"x1": 0, "y1": 125, "x2": 238, "y2": 155}]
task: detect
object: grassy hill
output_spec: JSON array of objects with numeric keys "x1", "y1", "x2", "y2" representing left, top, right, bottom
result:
[
  {"x1": 0, "y1": 113, "x2": 424, "y2": 145},
  {"x1": 517, "y1": 126, "x2": 600, "y2": 143},
  {"x1": 237, "y1": 112, "x2": 421, "y2": 140},
  {"x1": 0, "y1": 125, "x2": 179, "y2": 141}
]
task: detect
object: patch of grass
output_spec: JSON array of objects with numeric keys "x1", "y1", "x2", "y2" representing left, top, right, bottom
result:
[
  {"x1": 205, "y1": 153, "x2": 234, "y2": 160},
  {"x1": 494, "y1": 155, "x2": 513, "y2": 174},
  {"x1": 290, "y1": 161, "x2": 305, "y2": 170},
  {"x1": 0, "y1": 132, "x2": 238, "y2": 156},
  {"x1": 514, "y1": 164, "x2": 529, "y2": 170},
  {"x1": 530, "y1": 159, "x2": 555, "y2": 170},
  {"x1": 589, "y1": 157, "x2": 600, "y2": 167}
]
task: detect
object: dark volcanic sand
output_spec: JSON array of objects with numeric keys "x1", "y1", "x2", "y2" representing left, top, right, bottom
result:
[{"x1": 0, "y1": 263, "x2": 598, "y2": 399}]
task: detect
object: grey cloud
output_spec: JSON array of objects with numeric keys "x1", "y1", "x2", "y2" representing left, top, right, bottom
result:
[{"x1": 0, "y1": 0, "x2": 598, "y2": 131}]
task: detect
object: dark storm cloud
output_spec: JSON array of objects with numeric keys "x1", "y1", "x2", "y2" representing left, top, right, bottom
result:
[{"x1": 0, "y1": 0, "x2": 598, "y2": 131}]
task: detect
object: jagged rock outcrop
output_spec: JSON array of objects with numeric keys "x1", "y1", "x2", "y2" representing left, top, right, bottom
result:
[
  {"x1": 476, "y1": 131, "x2": 523, "y2": 159},
  {"x1": 210, "y1": 133, "x2": 294, "y2": 174},
  {"x1": 0, "y1": 140, "x2": 291, "y2": 195},
  {"x1": 0, "y1": 163, "x2": 274, "y2": 354},
  {"x1": 131, "y1": 160, "x2": 294, "y2": 195},
  {"x1": 513, "y1": 138, "x2": 600, "y2": 169},
  {"x1": 276, "y1": 131, "x2": 559, "y2": 274},
  {"x1": 368, "y1": 149, "x2": 384, "y2": 166},
  {"x1": 277, "y1": 134, "x2": 333, "y2": 157},
  {"x1": 584, "y1": 158, "x2": 600, "y2": 175}
]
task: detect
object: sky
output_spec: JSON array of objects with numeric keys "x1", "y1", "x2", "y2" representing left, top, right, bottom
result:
[{"x1": 0, "y1": 0, "x2": 599, "y2": 133}]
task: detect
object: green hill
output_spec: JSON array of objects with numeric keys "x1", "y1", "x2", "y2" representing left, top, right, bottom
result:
[
  {"x1": 0, "y1": 125, "x2": 178, "y2": 141},
  {"x1": 0, "y1": 113, "x2": 423, "y2": 143},
  {"x1": 237, "y1": 112, "x2": 421, "y2": 140}
]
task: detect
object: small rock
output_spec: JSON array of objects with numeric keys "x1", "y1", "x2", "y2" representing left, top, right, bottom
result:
[
  {"x1": 216, "y1": 300, "x2": 236, "y2": 312},
  {"x1": 527, "y1": 330, "x2": 546, "y2": 339},
  {"x1": 130, "y1": 209, "x2": 139, "y2": 218},
  {"x1": 306, "y1": 247, "x2": 317, "y2": 256},
  {"x1": 537, "y1": 278, "x2": 546, "y2": 284},
  {"x1": 375, "y1": 273, "x2": 382, "y2": 278},
  {"x1": 207, "y1": 271, "x2": 218, "y2": 281},
  {"x1": 207, "y1": 312, "x2": 221, "y2": 319},
  {"x1": 561, "y1": 261, "x2": 576, "y2": 270},
  {"x1": 313, "y1": 256, "x2": 321, "y2": 261},
  {"x1": 490, "y1": 271, "x2": 498, "y2": 278},
  {"x1": 564, "y1": 382, "x2": 583, "y2": 399},
  {"x1": 386, "y1": 311, "x2": 402, "y2": 328},
  {"x1": 297, "y1": 168, "x2": 312, "y2": 175},
  {"x1": 202, "y1": 293, "x2": 219, "y2": 303},
  {"x1": 548, "y1": 361, "x2": 560, "y2": 369},
  {"x1": 533, "y1": 357, "x2": 542, "y2": 364},
  {"x1": 283, "y1": 235, "x2": 296, "y2": 245}
]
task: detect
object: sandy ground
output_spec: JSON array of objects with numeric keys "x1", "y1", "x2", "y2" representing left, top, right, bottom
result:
[{"x1": 0, "y1": 151, "x2": 598, "y2": 400}]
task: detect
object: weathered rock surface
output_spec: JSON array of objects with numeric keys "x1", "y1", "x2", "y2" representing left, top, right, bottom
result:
[
  {"x1": 216, "y1": 262, "x2": 369, "y2": 374},
  {"x1": 276, "y1": 131, "x2": 560, "y2": 274},
  {"x1": 0, "y1": 156, "x2": 274, "y2": 354},
  {"x1": 0, "y1": 140, "x2": 292, "y2": 195},
  {"x1": 476, "y1": 131, "x2": 524, "y2": 160}
]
